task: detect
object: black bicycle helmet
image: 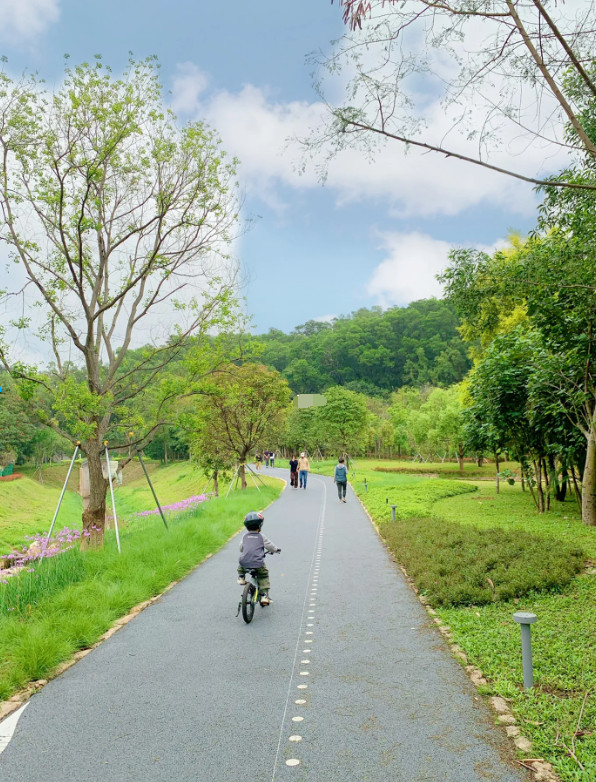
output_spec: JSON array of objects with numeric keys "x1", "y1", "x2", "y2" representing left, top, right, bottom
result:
[{"x1": 243, "y1": 511, "x2": 264, "y2": 530}]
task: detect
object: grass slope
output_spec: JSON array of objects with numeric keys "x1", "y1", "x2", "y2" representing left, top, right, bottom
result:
[{"x1": 0, "y1": 476, "x2": 82, "y2": 553}]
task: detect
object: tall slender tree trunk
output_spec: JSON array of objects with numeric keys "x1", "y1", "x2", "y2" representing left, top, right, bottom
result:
[
  {"x1": 495, "y1": 452, "x2": 500, "y2": 494},
  {"x1": 457, "y1": 443, "x2": 464, "y2": 475},
  {"x1": 213, "y1": 469, "x2": 219, "y2": 497},
  {"x1": 532, "y1": 459, "x2": 545, "y2": 513},
  {"x1": 520, "y1": 463, "x2": 526, "y2": 492},
  {"x1": 582, "y1": 426, "x2": 596, "y2": 525},
  {"x1": 81, "y1": 444, "x2": 108, "y2": 548},
  {"x1": 240, "y1": 463, "x2": 247, "y2": 490}
]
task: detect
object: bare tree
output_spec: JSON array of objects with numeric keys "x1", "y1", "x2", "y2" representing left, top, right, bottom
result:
[
  {"x1": 313, "y1": 0, "x2": 596, "y2": 190},
  {"x1": 0, "y1": 57, "x2": 240, "y2": 544}
]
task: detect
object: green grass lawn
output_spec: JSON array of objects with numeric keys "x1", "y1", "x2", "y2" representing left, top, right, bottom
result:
[
  {"x1": 313, "y1": 458, "x2": 596, "y2": 780},
  {"x1": 0, "y1": 476, "x2": 82, "y2": 553}
]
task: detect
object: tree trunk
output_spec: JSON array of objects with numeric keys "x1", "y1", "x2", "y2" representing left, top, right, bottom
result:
[
  {"x1": 457, "y1": 443, "x2": 464, "y2": 475},
  {"x1": 582, "y1": 427, "x2": 596, "y2": 525},
  {"x1": 520, "y1": 463, "x2": 526, "y2": 492},
  {"x1": 556, "y1": 466, "x2": 568, "y2": 502},
  {"x1": 495, "y1": 452, "x2": 500, "y2": 494},
  {"x1": 571, "y1": 465, "x2": 582, "y2": 516},
  {"x1": 81, "y1": 445, "x2": 108, "y2": 548},
  {"x1": 240, "y1": 463, "x2": 247, "y2": 490},
  {"x1": 213, "y1": 469, "x2": 219, "y2": 497},
  {"x1": 533, "y1": 459, "x2": 544, "y2": 513}
]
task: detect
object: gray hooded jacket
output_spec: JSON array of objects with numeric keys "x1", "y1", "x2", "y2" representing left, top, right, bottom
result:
[{"x1": 239, "y1": 531, "x2": 278, "y2": 569}]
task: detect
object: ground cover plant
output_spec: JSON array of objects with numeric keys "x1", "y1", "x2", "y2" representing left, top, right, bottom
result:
[
  {"x1": 0, "y1": 482, "x2": 282, "y2": 702},
  {"x1": 381, "y1": 517, "x2": 584, "y2": 606},
  {"x1": 328, "y1": 459, "x2": 596, "y2": 780}
]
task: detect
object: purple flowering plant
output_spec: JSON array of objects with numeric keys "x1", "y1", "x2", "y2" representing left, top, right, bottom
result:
[{"x1": 134, "y1": 494, "x2": 209, "y2": 518}]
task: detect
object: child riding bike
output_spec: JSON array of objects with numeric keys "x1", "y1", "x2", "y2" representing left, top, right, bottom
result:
[{"x1": 237, "y1": 511, "x2": 281, "y2": 606}]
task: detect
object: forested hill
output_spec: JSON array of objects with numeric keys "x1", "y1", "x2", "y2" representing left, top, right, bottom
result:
[{"x1": 259, "y1": 299, "x2": 471, "y2": 396}]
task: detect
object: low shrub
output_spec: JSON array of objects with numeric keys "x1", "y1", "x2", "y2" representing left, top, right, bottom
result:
[{"x1": 381, "y1": 517, "x2": 585, "y2": 607}]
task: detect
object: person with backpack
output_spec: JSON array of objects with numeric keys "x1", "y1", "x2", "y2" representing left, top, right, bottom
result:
[{"x1": 334, "y1": 456, "x2": 348, "y2": 502}]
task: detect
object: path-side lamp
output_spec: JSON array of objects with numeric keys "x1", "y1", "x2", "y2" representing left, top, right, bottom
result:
[
  {"x1": 391, "y1": 505, "x2": 397, "y2": 521},
  {"x1": 513, "y1": 612, "x2": 538, "y2": 689},
  {"x1": 364, "y1": 478, "x2": 368, "y2": 492}
]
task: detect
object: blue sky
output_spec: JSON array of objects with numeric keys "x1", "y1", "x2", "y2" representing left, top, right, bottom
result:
[{"x1": 0, "y1": 0, "x2": 565, "y2": 337}]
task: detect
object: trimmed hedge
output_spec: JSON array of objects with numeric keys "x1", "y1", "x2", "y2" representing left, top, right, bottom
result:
[{"x1": 381, "y1": 517, "x2": 585, "y2": 607}]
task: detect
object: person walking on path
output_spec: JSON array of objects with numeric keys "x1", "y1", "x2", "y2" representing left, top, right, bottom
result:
[
  {"x1": 289, "y1": 455, "x2": 299, "y2": 488},
  {"x1": 264, "y1": 451, "x2": 270, "y2": 468},
  {"x1": 236, "y1": 511, "x2": 280, "y2": 606},
  {"x1": 334, "y1": 456, "x2": 348, "y2": 502},
  {"x1": 255, "y1": 452, "x2": 262, "y2": 471},
  {"x1": 270, "y1": 451, "x2": 276, "y2": 467},
  {"x1": 298, "y1": 452, "x2": 310, "y2": 489}
]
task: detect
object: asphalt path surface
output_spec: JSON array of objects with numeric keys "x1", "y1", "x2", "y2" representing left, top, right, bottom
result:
[{"x1": 0, "y1": 468, "x2": 528, "y2": 781}]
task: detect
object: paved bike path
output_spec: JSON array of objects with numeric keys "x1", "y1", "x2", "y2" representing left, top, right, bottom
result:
[{"x1": 0, "y1": 471, "x2": 527, "y2": 781}]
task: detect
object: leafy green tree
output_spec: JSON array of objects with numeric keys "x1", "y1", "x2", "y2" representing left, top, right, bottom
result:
[
  {"x1": 0, "y1": 58, "x2": 239, "y2": 544},
  {"x1": 187, "y1": 364, "x2": 291, "y2": 489},
  {"x1": 0, "y1": 376, "x2": 36, "y2": 464},
  {"x1": 315, "y1": 386, "x2": 369, "y2": 457}
]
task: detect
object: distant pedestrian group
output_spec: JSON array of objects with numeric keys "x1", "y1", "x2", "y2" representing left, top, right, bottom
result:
[{"x1": 262, "y1": 450, "x2": 276, "y2": 468}]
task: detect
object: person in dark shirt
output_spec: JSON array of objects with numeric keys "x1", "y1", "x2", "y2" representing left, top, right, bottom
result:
[
  {"x1": 289, "y1": 455, "x2": 298, "y2": 488},
  {"x1": 237, "y1": 511, "x2": 280, "y2": 605}
]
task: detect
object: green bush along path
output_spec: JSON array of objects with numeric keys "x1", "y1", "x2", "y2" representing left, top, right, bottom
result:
[
  {"x1": 335, "y1": 459, "x2": 595, "y2": 781},
  {"x1": 0, "y1": 469, "x2": 524, "y2": 782}
]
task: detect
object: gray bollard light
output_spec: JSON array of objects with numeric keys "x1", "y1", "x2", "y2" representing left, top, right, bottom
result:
[
  {"x1": 391, "y1": 504, "x2": 397, "y2": 521},
  {"x1": 513, "y1": 612, "x2": 537, "y2": 688},
  {"x1": 364, "y1": 479, "x2": 368, "y2": 492}
]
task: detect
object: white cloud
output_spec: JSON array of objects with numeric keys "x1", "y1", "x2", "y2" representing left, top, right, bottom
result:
[
  {"x1": 0, "y1": 0, "x2": 59, "y2": 41},
  {"x1": 313, "y1": 314, "x2": 337, "y2": 323},
  {"x1": 365, "y1": 231, "x2": 506, "y2": 307},
  {"x1": 170, "y1": 63, "x2": 570, "y2": 220}
]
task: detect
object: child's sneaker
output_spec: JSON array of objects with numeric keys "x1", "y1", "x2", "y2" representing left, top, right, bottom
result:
[
  {"x1": 237, "y1": 575, "x2": 247, "y2": 585},
  {"x1": 260, "y1": 593, "x2": 272, "y2": 606}
]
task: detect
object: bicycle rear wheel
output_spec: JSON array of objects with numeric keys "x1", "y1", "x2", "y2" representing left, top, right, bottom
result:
[{"x1": 241, "y1": 583, "x2": 256, "y2": 623}]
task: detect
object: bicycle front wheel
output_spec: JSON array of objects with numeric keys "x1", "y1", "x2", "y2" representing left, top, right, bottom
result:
[{"x1": 241, "y1": 583, "x2": 256, "y2": 623}]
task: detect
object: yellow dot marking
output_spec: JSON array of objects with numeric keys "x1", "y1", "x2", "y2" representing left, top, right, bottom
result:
[
  {"x1": 306, "y1": 631, "x2": 313, "y2": 635},
  {"x1": 286, "y1": 759, "x2": 300, "y2": 766},
  {"x1": 295, "y1": 699, "x2": 306, "y2": 704},
  {"x1": 307, "y1": 623, "x2": 314, "y2": 626},
  {"x1": 300, "y1": 671, "x2": 309, "y2": 676},
  {"x1": 292, "y1": 716, "x2": 304, "y2": 722},
  {"x1": 301, "y1": 660, "x2": 310, "y2": 664},
  {"x1": 305, "y1": 639, "x2": 313, "y2": 643},
  {"x1": 289, "y1": 735, "x2": 302, "y2": 742},
  {"x1": 297, "y1": 684, "x2": 308, "y2": 689}
]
